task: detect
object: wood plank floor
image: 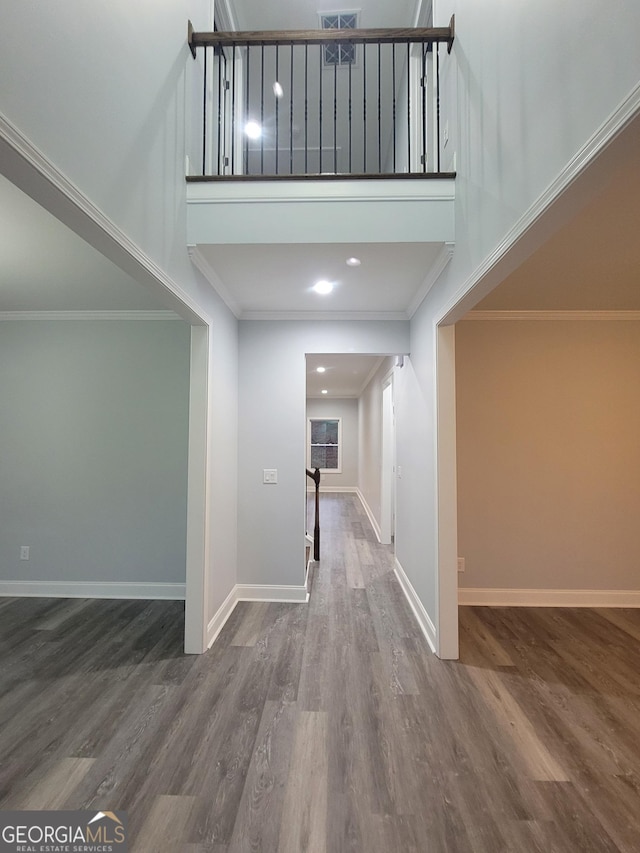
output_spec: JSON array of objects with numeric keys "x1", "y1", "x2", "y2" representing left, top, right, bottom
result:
[{"x1": 2, "y1": 492, "x2": 640, "y2": 851}]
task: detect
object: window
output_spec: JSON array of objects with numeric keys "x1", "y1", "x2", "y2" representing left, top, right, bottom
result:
[
  {"x1": 308, "y1": 418, "x2": 342, "y2": 472},
  {"x1": 320, "y1": 12, "x2": 358, "y2": 66}
]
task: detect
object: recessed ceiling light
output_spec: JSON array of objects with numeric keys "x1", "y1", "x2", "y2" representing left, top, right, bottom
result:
[
  {"x1": 316, "y1": 366, "x2": 326, "y2": 373},
  {"x1": 313, "y1": 280, "x2": 333, "y2": 295},
  {"x1": 244, "y1": 121, "x2": 262, "y2": 139},
  {"x1": 273, "y1": 81, "x2": 284, "y2": 98},
  {"x1": 346, "y1": 256, "x2": 361, "y2": 267},
  {"x1": 321, "y1": 389, "x2": 328, "y2": 394}
]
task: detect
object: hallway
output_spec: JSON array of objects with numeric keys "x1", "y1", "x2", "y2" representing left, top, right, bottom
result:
[{"x1": 1, "y1": 493, "x2": 640, "y2": 851}]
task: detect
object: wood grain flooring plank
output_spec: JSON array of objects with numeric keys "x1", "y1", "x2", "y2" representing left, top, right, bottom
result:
[
  {"x1": 277, "y1": 711, "x2": 328, "y2": 853},
  {"x1": 226, "y1": 699, "x2": 296, "y2": 853},
  {"x1": 230, "y1": 602, "x2": 270, "y2": 647},
  {"x1": 130, "y1": 794, "x2": 196, "y2": 853},
  {"x1": 6, "y1": 756, "x2": 96, "y2": 810}
]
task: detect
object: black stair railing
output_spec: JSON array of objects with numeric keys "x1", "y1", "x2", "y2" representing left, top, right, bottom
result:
[
  {"x1": 306, "y1": 467, "x2": 321, "y2": 561},
  {"x1": 187, "y1": 19, "x2": 455, "y2": 180}
]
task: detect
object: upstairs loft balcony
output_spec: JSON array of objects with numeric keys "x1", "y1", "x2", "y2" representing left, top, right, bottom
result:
[
  {"x1": 185, "y1": 21, "x2": 456, "y2": 252},
  {"x1": 187, "y1": 20, "x2": 456, "y2": 182}
]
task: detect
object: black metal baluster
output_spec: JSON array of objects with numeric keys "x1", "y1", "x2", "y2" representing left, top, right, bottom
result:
[
  {"x1": 260, "y1": 44, "x2": 265, "y2": 175},
  {"x1": 275, "y1": 45, "x2": 280, "y2": 175},
  {"x1": 230, "y1": 44, "x2": 236, "y2": 174},
  {"x1": 333, "y1": 52, "x2": 337, "y2": 174},
  {"x1": 202, "y1": 46, "x2": 207, "y2": 176},
  {"x1": 406, "y1": 42, "x2": 411, "y2": 172},
  {"x1": 304, "y1": 45, "x2": 308, "y2": 174},
  {"x1": 422, "y1": 44, "x2": 427, "y2": 173},
  {"x1": 436, "y1": 42, "x2": 441, "y2": 173},
  {"x1": 319, "y1": 42, "x2": 323, "y2": 174},
  {"x1": 290, "y1": 43, "x2": 294, "y2": 175},
  {"x1": 392, "y1": 42, "x2": 396, "y2": 173},
  {"x1": 363, "y1": 43, "x2": 367, "y2": 173},
  {"x1": 348, "y1": 48, "x2": 352, "y2": 173},
  {"x1": 377, "y1": 42, "x2": 382, "y2": 173},
  {"x1": 218, "y1": 47, "x2": 224, "y2": 175}
]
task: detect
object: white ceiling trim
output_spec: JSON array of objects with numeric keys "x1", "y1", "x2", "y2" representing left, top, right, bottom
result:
[
  {"x1": 0, "y1": 310, "x2": 181, "y2": 321},
  {"x1": 406, "y1": 241, "x2": 454, "y2": 318},
  {"x1": 188, "y1": 246, "x2": 242, "y2": 318},
  {"x1": 0, "y1": 110, "x2": 208, "y2": 325},
  {"x1": 436, "y1": 80, "x2": 640, "y2": 326},
  {"x1": 464, "y1": 310, "x2": 640, "y2": 322},
  {"x1": 240, "y1": 310, "x2": 409, "y2": 321}
]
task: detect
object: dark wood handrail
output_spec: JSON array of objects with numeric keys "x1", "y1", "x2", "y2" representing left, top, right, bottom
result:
[
  {"x1": 189, "y1": 18, "x2": 455, "y2": 54},
  {"x1": 306, "y1": 467, "x2": 321, "y2": 562}
]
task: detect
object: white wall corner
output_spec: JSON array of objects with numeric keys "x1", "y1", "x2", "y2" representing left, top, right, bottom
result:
[
  {"x1": 458, "y1": 588, "x2": 640, "y2": 607},
  {"x1": 206, "y1": 585, "x2": 240, "y2": 648},
  {"x1": 355, "y1": 488, "x2": 382, "y2": 543},
  {"x1": 394, "y1": 558, "x2": 437, "y2": 653}
]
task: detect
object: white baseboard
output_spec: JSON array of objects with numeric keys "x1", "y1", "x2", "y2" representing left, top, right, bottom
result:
[
  {"x1": 307, "y1": 486, "x2": 357, "y2": 493},
  {"x1": 235, "y1": 583, "x2": 310, "y2": 603},
  {"x1": 0, "y1": 580, "x2": 185, "y2": 600},
  {"x1": 206, "y1": 585, "x2": 239, "y2": 648},
  {"x1": 355, "y1": 488, "x2": 382, "y2": 543},
  {"x1": 458, "y1": 587, "x2": 640, "y2": 607},
  {"x1": 394, "y1": 558, "x2": 437, "y2": 653}
]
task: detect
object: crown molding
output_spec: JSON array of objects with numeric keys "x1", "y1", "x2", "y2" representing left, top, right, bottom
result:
[
  {"x1": 239, "y1": 310, "x2": 409, "y2": 321},
  {"x1": 464, "y1": 310, "x2": 640, "y2": 322},
  {"x1": 188, "y1": 246, "x2": 242, "y2": 318},
  {"x1": 0, "y1": 310, "x2": 181, "y2": 322},
  {"x1": 437, "y1": 80, "x2": 640, "y2": 325},
  {"x1": 0, "y1": 110, "x2": 208, "y2": 325},
  {"x1": 407, "y1": 242, "x2": 455, "y2": 318}
]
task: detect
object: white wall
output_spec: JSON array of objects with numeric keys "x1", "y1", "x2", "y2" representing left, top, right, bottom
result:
[
  {"x1": 0, "y1": 0, "x2": 239, "y2": 639},
  {"x1": 456, "y1": 316, "x2": 640, "y2": 592},
  {"x1": 393, "y1": 0, "x2": 640, "y2": 652},
  {"x1": 238, "y1": 320, "x2": 409, "y2": 588},
  {"x1": 306, "y1": 398, "x2": 358, "y2": 491},
  {"x1": 0, "y1": 318, "x2": 190, "y2": 587},
  {"x1": 358, "y1": 357, "x2": 394, "y2": 528}
]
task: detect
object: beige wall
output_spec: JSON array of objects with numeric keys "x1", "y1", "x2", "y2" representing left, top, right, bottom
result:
[{"x1": 456, "y1": 316, "x2": 640, "y2": 591}]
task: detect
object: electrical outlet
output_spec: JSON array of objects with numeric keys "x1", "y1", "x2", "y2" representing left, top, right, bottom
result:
[
  {"x1": 20, "y1": 546, "x2": 30, "y2": 561},
  {"x1": 263, "y1": 469, "x2": 278, "y2": 484},
  {"x1": 457, "y1": 557, "x2": 465, "y2": 573}
]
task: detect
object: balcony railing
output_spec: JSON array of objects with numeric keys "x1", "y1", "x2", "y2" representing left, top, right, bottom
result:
[{"x1": 187, "y1": 20, "x2": 455, "y2": 181}]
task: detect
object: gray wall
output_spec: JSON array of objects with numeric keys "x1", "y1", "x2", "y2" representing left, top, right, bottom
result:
[
  {"x1": 0, "y1": 318, "x2": 191, "y2": 585},
  {"x1": 358, "y1": 357, "x2": 394, "y2": 528},
  {"x1": 238, "y1": 319, "x2": 409, "y2": 589}
]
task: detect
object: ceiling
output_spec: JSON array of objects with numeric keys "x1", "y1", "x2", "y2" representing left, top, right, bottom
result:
[
  {"x1": 307, "y1": 353, "x2": 384, "y2": 397},
  {"x1": 0, "y1": 174, "x2": 166, "y2": 312},
  {"x1": 197, "y1": 242, "x2": 444, "y2": 316}
]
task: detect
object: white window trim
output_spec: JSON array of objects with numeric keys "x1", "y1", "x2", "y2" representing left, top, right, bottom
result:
[{"x1": 307, "y1": 417, "x2": 343, "y2": 474}]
